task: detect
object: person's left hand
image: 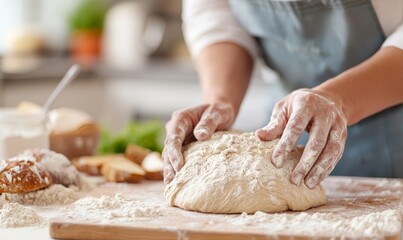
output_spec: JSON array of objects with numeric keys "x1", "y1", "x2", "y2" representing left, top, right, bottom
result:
[{"x1": 256, "y1": 88, "x2": 348, "y2": 189}]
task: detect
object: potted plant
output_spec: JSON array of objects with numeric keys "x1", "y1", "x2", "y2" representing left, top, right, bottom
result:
[{"x1": 68, "y1": 0, "x2": 106, "y2": 66}]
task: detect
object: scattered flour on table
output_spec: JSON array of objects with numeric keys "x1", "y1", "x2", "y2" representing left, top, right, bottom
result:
[
  {"x1": 231, "y1": 209, "x2": 402, "y2": 238},
  {"x1": 0, "y1": 203, "x2": 46, "y2": 228},
  {"x1": 69, "y1": 194, "x2": 163, "y2": 223},
  {"x1": 0, "y1": 184, "x2": 85, "y2": 206},
  {"x1": 0, "y1": 176, "x2": 96, "y2": 228}
]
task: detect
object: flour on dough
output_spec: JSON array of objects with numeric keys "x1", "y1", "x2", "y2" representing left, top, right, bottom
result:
[{"x1": 164, "y1": 131, "x2": 326, "y2": 214}]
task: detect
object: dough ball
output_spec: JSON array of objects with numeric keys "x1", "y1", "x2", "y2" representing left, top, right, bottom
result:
[{"x1": 164, "y1": 131, "x2": 326, "y2": 214}]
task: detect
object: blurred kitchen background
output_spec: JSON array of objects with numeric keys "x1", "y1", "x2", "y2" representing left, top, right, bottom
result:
[{"x1": 0, "y1": 0, "x2": 277, "y2": 134}]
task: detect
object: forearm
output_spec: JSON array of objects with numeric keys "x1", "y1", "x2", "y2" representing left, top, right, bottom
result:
[
  {"x1": 196, "y1": 42, "x2": 254, "y2": 115},
  {"x1": 315, "y1": 47, "x2": 403, "y2": 125}
]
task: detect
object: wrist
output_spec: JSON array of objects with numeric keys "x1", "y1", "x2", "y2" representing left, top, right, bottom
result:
[
  {"x1": 311, "y1": 85, "x2": 349, "y2": 124},
  {"x1": 203, "y1": 95, "x2": 240, "y2": 116}
]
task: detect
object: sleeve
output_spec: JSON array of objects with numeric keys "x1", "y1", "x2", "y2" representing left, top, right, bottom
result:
[
  {"x1": 182, "y1": 0, "x2": 259, "y2": 59},
  {"x1": 382, "y1": 24, "x2": 403, "y2": 50}
]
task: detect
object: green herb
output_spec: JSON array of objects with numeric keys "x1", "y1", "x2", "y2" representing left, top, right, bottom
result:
[
  {"x1": 98, "y1": 120, "x2": 165, "y2": 155},
  {"x1": 69, "y1": 0, "x2": 107, "y2": 31}
]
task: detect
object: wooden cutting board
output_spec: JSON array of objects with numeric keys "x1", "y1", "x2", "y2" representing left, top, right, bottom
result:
[{"x1": 49, "y1": 176, "x2": 403, "y2": 240}]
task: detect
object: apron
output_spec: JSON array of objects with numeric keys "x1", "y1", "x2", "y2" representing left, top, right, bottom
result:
[{"x1": 229, "y1": 0, "x2": 403, "y2": 178}]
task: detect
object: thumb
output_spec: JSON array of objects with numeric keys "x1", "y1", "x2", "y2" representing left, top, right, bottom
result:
[{"x1": 256, "y1": 110, "x2": 286, "y2": 141}]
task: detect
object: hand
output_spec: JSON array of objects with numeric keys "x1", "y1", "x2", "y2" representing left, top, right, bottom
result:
[
  {"x1": 256, "y1": 89, "x2": 347, "y2": 189},
  {"x1": 162, "y1": 102, "x2": 235, "y2": 184}
]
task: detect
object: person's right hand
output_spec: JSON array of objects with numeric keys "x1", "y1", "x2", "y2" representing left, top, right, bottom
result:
[{"x1": 162, "y1": 102, "x2": 235, "y2": 184}]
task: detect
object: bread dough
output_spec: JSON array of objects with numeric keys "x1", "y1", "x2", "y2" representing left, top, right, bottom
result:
[
  {"x1": 164, "y1": 131, "x2": 326, "y2": 214},
  {"x1": 27, "y1": 149, "x2": 81, "y2": 187}
]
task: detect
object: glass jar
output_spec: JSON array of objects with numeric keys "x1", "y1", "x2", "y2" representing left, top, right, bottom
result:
[{"x1": 0, "y1": 109, "x2": 49, "y2": 160}]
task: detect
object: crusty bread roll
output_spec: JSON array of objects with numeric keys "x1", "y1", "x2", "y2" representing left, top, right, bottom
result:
[
  {"x1": 125, "y1": 144, "x2": 150, "y2": 165},
  {"x1": 101, "y1": 156, "x2": 145, "y2": 183},
  {"x1": 0, "y1": 157, "x2": 53, "y2": 194}
]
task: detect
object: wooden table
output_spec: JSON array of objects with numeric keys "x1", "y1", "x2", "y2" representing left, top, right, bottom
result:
[{"x1": 50, "y1": 176, "x2": 403, "y2": 240}]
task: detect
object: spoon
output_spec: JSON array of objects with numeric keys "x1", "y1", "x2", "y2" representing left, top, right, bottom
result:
[{"x1": 42, "y1": 64, "x2": 81, "y2": 113}]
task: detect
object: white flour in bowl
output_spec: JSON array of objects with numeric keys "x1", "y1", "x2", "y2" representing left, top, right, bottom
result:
[{"x1": 0, "y1": 184, "x2": 85, "y2": 206}]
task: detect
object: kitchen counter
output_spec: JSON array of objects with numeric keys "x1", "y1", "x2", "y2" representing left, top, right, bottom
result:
[
  {"x1": 1, "y1": 176, "x2": 402, "y2": 240},
  {"x1": 0, "y1": 175, "x2": 105, "y2": 240}
]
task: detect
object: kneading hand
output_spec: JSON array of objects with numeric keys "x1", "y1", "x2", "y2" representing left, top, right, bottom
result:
[
  {"x1": 162, "y1": 103, "x2": 235, "y2": 184},
  {"x1": 256, "y1": 89, "x2": 347, "y2": 189}
]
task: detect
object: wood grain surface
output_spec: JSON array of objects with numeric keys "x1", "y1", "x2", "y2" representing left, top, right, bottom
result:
[{"x1": 49, "y1": 176, "x2": 403, "y2": 240}]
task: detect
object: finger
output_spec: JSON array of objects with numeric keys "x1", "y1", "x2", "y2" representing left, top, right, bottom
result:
[
  {"x1": 256, "y1": 101, "x2": 287, "y2": 141},
  {"x1": 164, "y1": 118, "x2": 192, "y2": 172},
  {"x1": 164, "y1": 136, "x2": 186, "y2": 172},
  {"x1": 305, "y1": 128, "x2": 346, "y2": 189},
  {"x1": 194, "y1": 105, "x2": 228, "y2": 141},
  {"x1": 163, "y1": 153, "x2": 176, "y2": 184},
  {"x1": 272, "y1": 109, "x2": 312, "y2": 168},
  {"x1": 291, "y1": 120, "x2": 331, "y2": 186},
  {"x1": 163, "y1": 105, "x2": 210, "y2": 175},
  {"x1": 256, "y1": 105, "x2": 287, "y2": 141}
]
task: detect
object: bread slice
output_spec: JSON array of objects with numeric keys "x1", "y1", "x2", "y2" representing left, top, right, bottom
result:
[
  {"x1": 101, "y1": 157, "x2": 145, "y2": 183},
  {"x1": 125, "y1": 144, "x2": 150, "y2": 165},
  {"x1": 73, "y1": 155, "x2": 124, "y2": 176},
  {"x1": 141, "y1": 152, "x2": 163, "y2": 181}
]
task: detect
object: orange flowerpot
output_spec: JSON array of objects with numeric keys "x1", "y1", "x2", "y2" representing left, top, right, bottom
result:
[{"x1": 70, "y1": 30, "x2": 102, "y2": 67}]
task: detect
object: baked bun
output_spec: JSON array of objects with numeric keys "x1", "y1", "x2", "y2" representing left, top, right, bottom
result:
[{"x1": 0, "y1": 156, "x2": 53, "y2": 194}]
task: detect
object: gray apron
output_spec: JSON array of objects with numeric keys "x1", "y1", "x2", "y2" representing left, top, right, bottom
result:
[{"x1": 229, "y1": 0, "x2": 403, "y2": 177}]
